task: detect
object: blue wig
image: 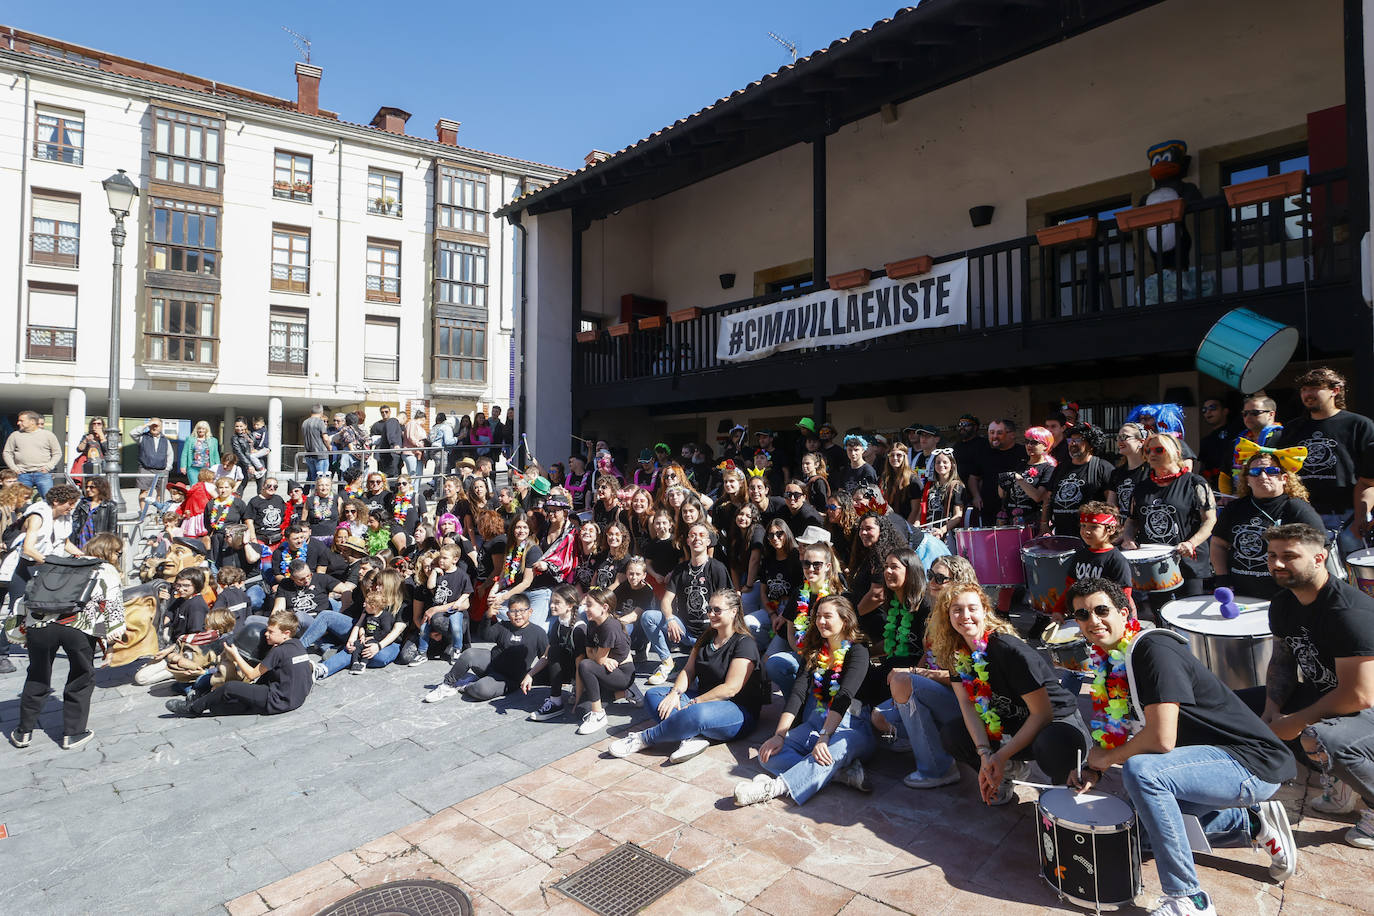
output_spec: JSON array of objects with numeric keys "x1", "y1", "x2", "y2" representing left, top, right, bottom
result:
[{"x1": 1125, "y1": 403, "x2": 1185, "y2": 437}]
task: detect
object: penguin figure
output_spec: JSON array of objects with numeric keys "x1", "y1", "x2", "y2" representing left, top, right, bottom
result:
[{"x1": 1140, "y1": 139, "x2": 1203, "y2": 271}]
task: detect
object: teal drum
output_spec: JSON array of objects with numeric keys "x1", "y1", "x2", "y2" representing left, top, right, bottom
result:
[{"x1": 1196, "y1": 308, "x2": 1298, "y2": 392}]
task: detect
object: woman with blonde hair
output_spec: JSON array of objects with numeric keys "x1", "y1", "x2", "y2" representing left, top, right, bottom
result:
[
  {"x1": 179, "y1": 420, "x2": 220, "y2": 480},
  {"x1": 1126, "y1": 432, "x2": 1216, "y2": 614},
  {"x1": 709, "y1": 463, "x2": 749, "y2": 533},
  {"x1": 930, "y1": 585, "x2": 1088, "y2": 805},
  {"x1": 800, "y1": 451, "x2": 831, "y2": 514}
]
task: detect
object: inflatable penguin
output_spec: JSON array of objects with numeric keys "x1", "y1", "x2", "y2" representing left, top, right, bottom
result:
[{"x1": 1139, "y1": 139, "x2": 1203, "y2": 271}]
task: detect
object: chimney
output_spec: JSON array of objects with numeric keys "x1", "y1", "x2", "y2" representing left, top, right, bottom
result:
[
  {"x1": 369, "y1": 106, "x2": 412, "y2": 135},
  {"x1": 436, "y1": 118, "x2": 461, "y2": 145},
  {"x1": 294, "y1": 62, "x2": 322, "y2": 116},
  {"x1": 584, "y1": 149, "x2": 611, "y2": 168}
]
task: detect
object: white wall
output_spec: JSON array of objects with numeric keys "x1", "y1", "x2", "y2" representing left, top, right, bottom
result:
[{"x1": 524, "y1": 209, "x2": 573, "y2": 461}]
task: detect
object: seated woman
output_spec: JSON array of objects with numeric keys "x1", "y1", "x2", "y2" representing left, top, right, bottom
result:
[
  {"x1": 1212, "y1": 445, "x2": 1321, "y2": 599},
  {"x1": 751, "y1": 519, "x2": 802, "y2": 653},
  {"x1": 764, "y1": 540, "x2": 843, "y2": 699},
  {"x1": 930, "y1": 584, "x2": 1090, "y2": 805},
  {"x1": 870, "y1": 554, "x2": 978, "y2": 788},
  {"x1": 610, "y1": 588, "x2": 766, "y2": 765},
  {"x1": 521, "y1": 584, "x2": 587, "y2": 722},
  {"x1": 734, "y1": 595, "x2": 875, "y2": 806},
  {"x1": 572, "y1": 586, "x2": 644, "y2": 735}
]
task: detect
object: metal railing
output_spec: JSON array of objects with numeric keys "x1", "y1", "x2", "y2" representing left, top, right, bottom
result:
[{"x1": 290, "y1": 443, "x2": 513, "y2": 495}]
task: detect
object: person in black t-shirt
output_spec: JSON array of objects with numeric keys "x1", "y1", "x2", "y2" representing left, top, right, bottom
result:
[
  {"x1": 265, "y1": 524, "x2": 328, "y2": 591},
  {"x1": 968, "y1": 419, "x2": 1028, "y2": 527},
  {"x1": 1000, "y1": 426, "x2": 1053, "y2": 530},
  {"x1": 832, "y1": 435, "x2": 879, "y2": 495},
  {"x1": 651, "y1": 523, "x2": 732, "y2": 657},
  {"x1": 159, "y1": 568, "x2": 210, "y2": 644},
  {"x1": 314, "y1": 586, "x2": 407, "y2": 678},
  {"x1": 271, "y1": 561, "x2": 354, "y2": 629},
  {"x1": 426, "y1": 595, "x2": 550, "y2": 702},
  {"x1": 571, "y1": 587, "x2": 640, "y2": 735},
  {"x1": 1065, "y1": 578, "x2": 1298, "y2": 911},
  {"x1": 951, "y1": 414, "x2": 989, "y2": 486},
  {"x1": 167, "y1": 610, "x2": 312, "y2": 717},
  {"x1": 1049, "y1": 501, "x2": 1134, "y2": 620},
  {"x1": 1212, "y1": 452, "x2": 1323, "y2": 600},
  {"x1": 1107, "y1": 422, "x2": 1150, "y2": 520},
  {"x1": 1127, "y1": 432, "x2": 1216, "y2": 610},
  {"x1": 247, "y1": 479, "x2": 288, "y2": 547},
  {"x1": 412, "y1": 543, "x2": 473, "y2": 661},
  {"x1": 610, "y1": 587, "x2": 765, "y2": 765},
  {"x1": 211, "y1": 566, "x2": 250, "y2": 628},
  {"x1": 1239, "y1": 524, "x2": 1374, "y2": 849},
  {"x1": 929, "y1": 584, "x2": 1089, "y2": 804},
  {"x1": 779, "y1": 479, "x2": 825, "y2": 538},
  {"x1": 1198, "y1": 396, "x2": 1245, "y2": 489},
  {"x1": 1041, "y1": 425, "x2": 1115, "y2": 537}
]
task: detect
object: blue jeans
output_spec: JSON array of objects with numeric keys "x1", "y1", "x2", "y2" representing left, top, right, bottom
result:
[
  {"x1": 760, "y1": 703, "x2": 876, "y2": 805},
  {"x1": 881, "y1": 673, "x2": 961, "y2": 779},
  {"x1": 641, "y1": 686, "x2": 752, "y2": 745},
  {"x1": 17, "y1": 471, "x2": 52, "y2": 498},
  {"x1": 417, "y1": 609, "x2": 465, "y2": 656},
  {"x1": 300, "y1": 610, "x2": 354, "y2": 649},
  {"x1": 764, "y1": 634, "x2": 801, "y2": 698},
  {"x1": 321, "y1": 640, "x2": 400, "y2": 677},
  {"x1": 524, "y1": 587, "x2": 552, "y2": 631},
  {"x1": 305, "y1": 456, "x2": 329, "y2": 482},
  {"x1": 638, "y1": 608, "x2": 695, "y2": 661},
  {"x1": 1321, "y1": 510, "x2": 1364, "y2": 561},
  {"x1": 1122, "y1": 745, "x2": 1277, "y2": 898}
]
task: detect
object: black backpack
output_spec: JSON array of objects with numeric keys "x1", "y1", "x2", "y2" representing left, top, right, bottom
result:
[{"x1": 25, "y1": 556, "x2": 104, "y2": 619}]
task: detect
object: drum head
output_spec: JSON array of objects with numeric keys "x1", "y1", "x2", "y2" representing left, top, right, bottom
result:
[
  {"x1": 1123, "y1": 545, "x2": 1173, "y2": 561},
  {"x1": 1347, "y1": 547, "x2": 1374, "y2": 568},
  {"x1": 1039, "y1": 787, "x2": 1135, "y2": 829}
]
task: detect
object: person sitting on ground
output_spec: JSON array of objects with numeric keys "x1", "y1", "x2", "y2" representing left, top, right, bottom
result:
[
  {"x1": 313, "y1": 570, "x2": 407, "y2": 679},
  {"x1": 612, "y1": 555, "x2": 656, "y2": 655},
  {"x1": 1066, "y1": 578, "x2": 1298, "y2": 916},
  {"x1": 642, "y1": 522, "x2": 732, "y2": 686},
  {"x1": 211, "y1": 566, "x2": 250, "y2": 628},
  {"x1": 409, "y1": 543, "x2": 472, "y2": 665},
  {"x1": 269, "y1": 560, "x2": 354, "y2": 631},
  {"x1": 572, "y1": 587, "x2": 644, "y2": 735},
  {"x1": 158, "y1": 568, "x2": 210, "y2": 647},
  {"x1": 163, "y1": 608, "x2": 237, "y2": 692},
  {"x1": 765, "y1": 539, "x2": 844, "y2": 699},
  {"x1": 612, "y1": 587, "x2": 767, "y2": 765},
  {"x1": 425, "y1": 594, "x2": 550, "y2": 703},
  {"x1": 734, "y1": 595, "x2": 875, "y2": 806},
  {"x1": 522, "y1": 584, "x2": 588, "y2": 721},
  {"x1": 166, "y1": 610, "x2": 311, "y2": 717}
]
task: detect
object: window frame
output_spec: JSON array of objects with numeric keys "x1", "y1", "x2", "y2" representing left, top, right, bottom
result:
[
  {"x1": 268, "y1": 307, "x2": 309, "y2": 376},
  {"x1": 367, "y1": 168, "x2": 403, "y2": 217},
  {"x1": 25, "y1": 282, "x2": 78, "y2": 362},
  {"x1": 273, "y1": 150, "x2": 313, "y2": 202},
  {"x1": 148, "y1": 197, "x2": 221, "y2": 277},
  {"x1": 145, "y1": 288, "x2": 219, "y2": 367},
  {"x1": 437, "y1": 165, "x2": 489, "y2": 233},
  {"x1": 29, "y1": 189, "x2": 81, "y2": 268},
  {"x1": 150, "y1": 106, "x2": 224, "y2": 190},
  {"x1": 436, "y1": 240, "x2": 488, "y2": 308},
  {"x1": 33, "y1": 105, "x2": 84, "y2": 166},
  {"x1": 1221, "y1": 145, "x2": 1311, "y2": 249},
  {"x1": 433, "y1": 314, "x2": 487, "y2": 384},
  {"x1": 365, "y1": 238, "x2": 401, "y2": 302},
  {"x1": 363, "y1": 316, "x2": 400, "y2": 382},
  {"x1": 271, "y1": 225, "x2": 311, "y2": 293}
]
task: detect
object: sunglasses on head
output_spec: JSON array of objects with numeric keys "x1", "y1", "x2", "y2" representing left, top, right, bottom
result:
[
  {"x1": 1072, "y1": 604, "x2": 1117, "y2": 621},
  {"x1": 1248, "y1": 465, "x2": 1284, "y2": 477}
]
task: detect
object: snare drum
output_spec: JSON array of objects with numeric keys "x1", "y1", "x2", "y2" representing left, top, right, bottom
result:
[
  {"x1": 955, "y1": 526, "x2": 1034, "y2": 587},
  {"x1": 1037, "y1": 788, "x2": 1142, "y2": 911},
  {"x1": 1021, "y1": 536, "x2": 1083, "y2": 615},
  {"x1": 1346, "y1": 548, "x2": 1374, "y2": 599},
  {"x1": 1042, "y1": 621, "x2": 1091, "y2": 671},
  {"x1": 1122, "y1": 545, "x2": 1184, "y2": 593}
]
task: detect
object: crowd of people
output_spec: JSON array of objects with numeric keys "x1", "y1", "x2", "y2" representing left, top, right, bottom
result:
[{"x1": 4, "y1": 367, "x2": 1374, "y2": 916}]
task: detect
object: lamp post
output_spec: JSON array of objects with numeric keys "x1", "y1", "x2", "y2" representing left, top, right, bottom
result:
[{"x1": 102, "y1": 169, "x2": 138, "y2": 515}]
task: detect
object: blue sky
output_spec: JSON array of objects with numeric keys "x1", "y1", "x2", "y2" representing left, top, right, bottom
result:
[{"x1": 10, "y1": 1, "x2": 906, "y2": 170}]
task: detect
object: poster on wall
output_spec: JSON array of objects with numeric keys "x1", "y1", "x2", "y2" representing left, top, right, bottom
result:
[{"x1": 716, "y1": 258, "x2": 969, "y2": 363}]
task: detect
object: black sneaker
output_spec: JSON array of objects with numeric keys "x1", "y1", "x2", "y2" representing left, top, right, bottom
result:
[
  {"x1": 349, "y1": 660, "x2": 366, "y2": 674},
  {"x1": 61, "y1": 731, "x2": 94, "y2": 750},
  {"x1": 8, "y1": 729, "x2": 31, "y2": 748},
  {"x1": 165, "y1": 697, "x2": 194, "y2": 716}
]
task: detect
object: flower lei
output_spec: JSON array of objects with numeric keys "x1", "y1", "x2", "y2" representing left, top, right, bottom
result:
[
  {"x1": 208, "y1": 497, "x2": 234, "y2": 530},
  {"x1": 1089, "y1": 618, "x2": 1141, "y2": 749},
  {"x1": 344, "y1": 479, "x2": 364, "y2": 498},
  {"x1": 954, "y1": 636, "x2": 1003, "y2": 741},
  {"x1": 279, "y1": 544, "x2": 304, "y2": 575},
  {"x1": 364, "y1": 528, "x2": 391, "y2": 556},
  {"x1": 392, "y1": 492, "x2": 413, "y2": 524},
  {"x1": 812, "y1": 640, "x2": 851, "y2": 711},
  {"x1": 882, "y1": 596, "x2": 916, "y2": 657},
  {"x1": 500, "y1": 541, "x2": 530, "y2": 589},
  {"x1": 792, "y1": 583, "x2": 828, "y2": 649}
]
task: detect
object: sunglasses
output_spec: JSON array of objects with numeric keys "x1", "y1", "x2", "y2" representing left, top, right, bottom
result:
[
  {"x1": 707, "y1": 605, "x2": 730, "y2": 614},
  {"x1": 802, "y1": 560, "x2": 826, "y2": 570},
  {"x1": 1072, "y1": 604, "x2": 1117, "y2": 621},
  {"x1": 263, "y1": 485, "x2": 278, "y2": 490},
  {"x1": 1116, "y1": 434, "x2": 1142, "y2": 442},
  {"x1": 1145, "y1": 446, "x2": 1168, "y2": 456},
  {"x1": 826, "y1": 504, "x2": 840, "y2": 511},
  {"x1": 784, "y1": 491, "x2": 804, "y2": 499},
  {"x1": 1201, "y1": 405, "x2": 1221, "y2": 412},
  {"x1": 768, "y1": 531, "x2": 787, "y2": 540},
  {"x1": 1248, "y1": 466, "x2": 1284, "y2": 477},
  {"x1": 929, "y1": 572, "x2": 952, "y2": 585},
  {"x1": 1241, "y1": 409, "x2": 1272, "y2": 417}
]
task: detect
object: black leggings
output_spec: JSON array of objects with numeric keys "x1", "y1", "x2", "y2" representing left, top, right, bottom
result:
[
  {"x1": 941, "y1": 716, "x2": 1091, "y2": 785},
  {"x1": 19, "y1": 624, "x2": 98, "y2": 737},
  {"x1": 188, "y1": 681, "x2": 275, "y2": 716},
  {"x1": 577, "y1": 657, "x2": 634, "y2": 704},
  {"x1": 546, "y1": 628, "x2": 589, "y2": 694}
]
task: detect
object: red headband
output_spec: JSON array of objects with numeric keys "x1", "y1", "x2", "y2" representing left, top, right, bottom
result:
[{"x1": 1080, "y1": 512, "x2": 1117, "y2": 526}]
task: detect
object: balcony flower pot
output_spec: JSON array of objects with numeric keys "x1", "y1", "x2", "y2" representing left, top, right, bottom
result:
[
  {"x1": 606, "y1": 322, "x2": 631, "y2": 338},
  {"x1": 670, "y1": 307, "x2": 703, "y2": 323},
  {"x1": 826, "y1": 268, "x2": 872, "y2": 290},
  {"x1": 637, "y1": 315, "x2": 665, "y2": 331},
  {"x1": 1035, "y1": 218, "x2": 1098, "y2": 247},
  {"x1": 1113, "y1": 198, "x2": 1184, "y2": 233},
  {"x1": 1224, "y1": 170, "x2": 1306, "y2": 208},
  {"x1": 884, "y1": 255, "x2": 933, "y2": 279},
  {"x1": 576, "y1": 329, "x2": 601, "y2": 344}
]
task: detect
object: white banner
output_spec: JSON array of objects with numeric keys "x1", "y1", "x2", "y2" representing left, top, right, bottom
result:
[{"x1": 716, "y1": 259, "x2": 969, "y2": 362}]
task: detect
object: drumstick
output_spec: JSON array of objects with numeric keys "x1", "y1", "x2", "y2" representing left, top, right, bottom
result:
[
  {"x1": 1012, "y1": 779, "x2": 1058, "y2": 790},
  {"x1": 1076, "y1": 748, "x2": 1083, "y2": 783}
]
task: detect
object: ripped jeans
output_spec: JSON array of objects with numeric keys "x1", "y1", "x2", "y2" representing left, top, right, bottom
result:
[{"x1": 1299, "y1": 706, "x2": 1374, "y2": 808}]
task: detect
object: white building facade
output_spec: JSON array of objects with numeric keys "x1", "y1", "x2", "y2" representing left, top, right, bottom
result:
[{"x1": 0, "y1": 27, "x2": 565, "y2": 470}]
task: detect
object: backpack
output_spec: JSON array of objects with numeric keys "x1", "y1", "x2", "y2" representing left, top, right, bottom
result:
[{"x1": 24, "y1": 555, "x2": 104, "y2": 619}]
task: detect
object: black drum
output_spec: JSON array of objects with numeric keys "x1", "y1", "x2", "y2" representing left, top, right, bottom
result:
[{"x1": 1036, "y1": 788, "x2": 1141, "y2": 911}]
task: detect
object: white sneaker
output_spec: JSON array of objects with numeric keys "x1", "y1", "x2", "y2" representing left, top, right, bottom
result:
[
  {"x1": 313, "y1": 662, "x2": 328, "y2": 682},
  {"x1": 836, "y1": 759, "x2": 873, "y2": 793},
  {"x1": 668, "y1": 737, "x2": 710, "y2": 764},
  {"x1": 576, "y1": 709, "x2": 608, "y2": 735},
  {"x1": 733, "y1": 774, "x2": 785, "y2": 807},
  {"x1": 1148, "y1": 893, "x2": 1216, "y2": 916},
  {"x1": 646, "y1": 659, "x2": 674, "y2": 686},
  {"x1": 407, "y1": 654, "x2": 427, "y2": 667},
  {"x1": 424, "y1": 683, "x2": 460, "y2": 704},
  {"x1": 1311, "y1": 774, "x2": 1359, "y2": 815},
  {"x1": 1005, "y1": 759, "x2": 1031, "y2": 782},
  {"x1": 609, "y1": 731, "x2": 650, "y2": 758},
  {"x1": 903, "y1": 762, "x2": 960, "y2": 789},
  {"x1": 987, "y1": 779, "x2": 1017, "y2": 806},
  {"x1": 1253, "y1": 799, "x2": 1297, "y2": 881},
  {"x1": 622, "y1": 682, "x2": 645, "y2": 707},
  {"x1": 528, "y1": 696, "x2": 565, "y2": 722},
  {"x1": 1347, "y1": 809, "x2": 1374, "y2": 850}
]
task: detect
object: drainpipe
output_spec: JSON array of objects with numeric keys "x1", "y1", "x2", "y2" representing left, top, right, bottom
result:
[
  {"x1": 334, "y1": 136, "x2": 344, "y2": 394},
  {"x1": 14, "y1": 70, "x2": 31, "y2": 369},
  {"x1": 513, "y1": 212, "x2": 528, "y2": 464}
]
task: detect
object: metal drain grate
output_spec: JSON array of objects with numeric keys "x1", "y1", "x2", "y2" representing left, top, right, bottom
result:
[
  {"x1": 312, "y1": 878, "x2": 472, "y2": 916},
  {"x1": 552, "y1": 842, "x2": 692, "y2": 916}
]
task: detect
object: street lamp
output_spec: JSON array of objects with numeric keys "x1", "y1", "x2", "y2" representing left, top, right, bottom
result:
[{"x1": 102, "y1": 169, "x2": 138, "y2": 514}]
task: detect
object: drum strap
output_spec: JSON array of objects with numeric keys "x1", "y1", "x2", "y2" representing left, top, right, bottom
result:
[{"x1": 1123, "y1": 628, "x2": 1188, "y2": 722}]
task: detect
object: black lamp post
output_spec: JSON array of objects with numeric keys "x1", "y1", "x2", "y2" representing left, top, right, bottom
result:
[{"x1": 102, "y1": 169, "x2": 138, "y2": 515}]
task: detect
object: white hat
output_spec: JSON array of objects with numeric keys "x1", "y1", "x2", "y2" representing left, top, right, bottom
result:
[{"x1": 795, "y1": 525, "x2": 832, "y2": 546}]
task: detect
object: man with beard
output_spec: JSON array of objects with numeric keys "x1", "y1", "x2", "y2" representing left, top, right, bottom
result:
[
  {"x1": 1040, "y1": 424, "x2": 1116, "y2": 536},
  {"x1": 967, "y1": 418, "x2": 1026, "y2": 526}
]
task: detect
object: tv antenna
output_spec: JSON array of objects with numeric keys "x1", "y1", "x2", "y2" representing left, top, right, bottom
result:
[
  {"x1": 767, "y1": 31, "x2": 797, "y2": 63},
  {"x1": 282, "y1": 26, "x2": 312, "y2": 64}
]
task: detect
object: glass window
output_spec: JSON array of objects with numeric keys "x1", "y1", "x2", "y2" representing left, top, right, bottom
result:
[
  {"x1": 1224, "y1": 149, "x2": 1311, "y2": 245},
  {"x1": 271, "y1": 226, "x2": 310, "y2": 293},
  {"x1": 150, "y1": 107, "x2": 223, "y2": 189},
  {"x1": 367, "y1": 169, "x2": 402, "y2": 216},
  {"x1": 436, "y1": 241, "x2": 487, "y2": 308},
  {"x1": 268, "y1": 308, "x2": 309, "y2": 375},
  {"x1": 364, "y1": 317, "x2": 399, "y2": 381},
  {"x1": 148, "y1": 198, "x2": 220, "y2": 276},
  {"x1": 33, "y1": 105, "x2": 84, "y2": 165},
  {"x1": 30, "y1": 190, "x2": 80, "y2": 268},
  {"x1": 366, "y1": 239, "x2": 401, "y2": 301},
  {"x1": 145, "y1": 289, "x2": 217, "y2": 366},
  {"x1": 273, "y1": 151, "x2": 312, "y2": 201},
  {"x1": 25, "y1": 283, "x2": 77, "y2": 361},
  {"x1": 437, "y1": 166, "x2": 488, "y2": 233},
  {"x1": 434, "y1": 315, "x2": 486, "y2": 383}
]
